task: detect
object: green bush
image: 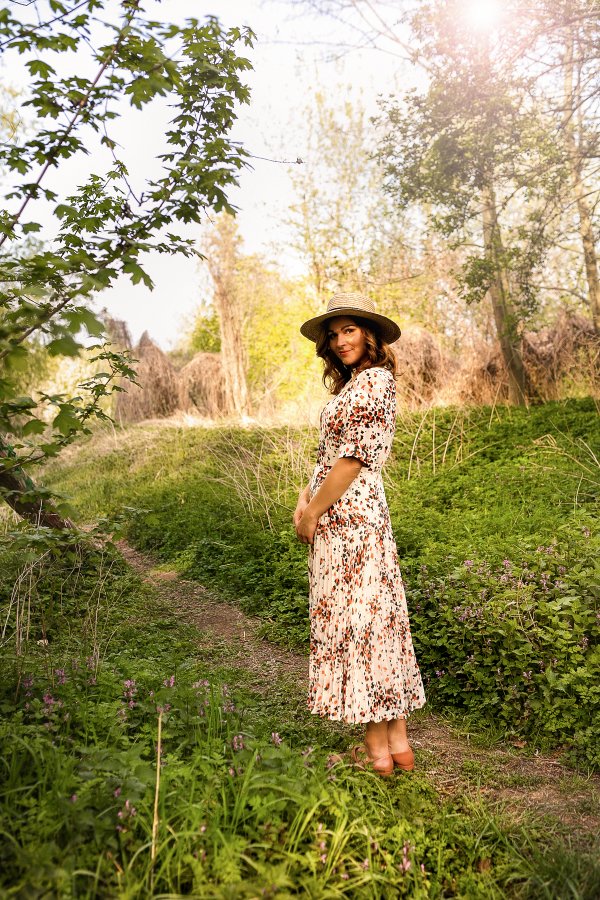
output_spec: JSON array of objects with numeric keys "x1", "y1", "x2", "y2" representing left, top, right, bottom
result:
[
  {"x1": 42, "y1": 399, "x2": 600, "y2": 765},
  {"x1": 405, "y1": 528, "x2": 599, "y2": 765},
  {"x1": 7, "y1": 545, "x2": 596, "y2": 897}
]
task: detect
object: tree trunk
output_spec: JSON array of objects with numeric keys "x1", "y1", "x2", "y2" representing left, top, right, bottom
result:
[
  {"x1": 563, "y1": 33, "x2": 600, "y2": 333},
  {"x1": 0, "y1": 435, "x2": 74, "y2": 529},
  {"x1": 205, "y1": 215, "x2": 250, "y2": 417},
  {"x1": 481, "y1": 179, "x2": 530, "y2": 405}
]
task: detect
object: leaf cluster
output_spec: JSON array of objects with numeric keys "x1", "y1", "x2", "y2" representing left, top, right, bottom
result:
[{"x1": 0, "y1": 2, "x2": 254, "y2": 515}]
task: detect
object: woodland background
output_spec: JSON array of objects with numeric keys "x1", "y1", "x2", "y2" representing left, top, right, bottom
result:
[
  {"x1": 7, "y1": 0, "x2": 600, "y2": 429},
  {"x1": 1, "y1": 1, "x2": 599, "y2": 897}
]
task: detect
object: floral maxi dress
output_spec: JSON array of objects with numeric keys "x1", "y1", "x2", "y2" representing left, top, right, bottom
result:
[{"x1": 307, "y1": 366, "x2": 426, "y2": 723}]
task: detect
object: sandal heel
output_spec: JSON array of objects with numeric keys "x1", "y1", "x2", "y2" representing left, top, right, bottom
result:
[{"x1": 391, "y1": 748, "x2": 414, "y2": 771}]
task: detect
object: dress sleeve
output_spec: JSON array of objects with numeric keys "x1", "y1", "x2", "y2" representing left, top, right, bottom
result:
[{"x1": 338, "y1": 368, "x2": 395, "y2": 469}]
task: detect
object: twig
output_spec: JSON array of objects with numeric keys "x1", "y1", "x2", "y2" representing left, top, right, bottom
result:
[{"x1": 151, "y1": 710, "x2": 163, "y2": 879}]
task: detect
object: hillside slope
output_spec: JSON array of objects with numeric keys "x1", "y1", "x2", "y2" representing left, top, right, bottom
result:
[{"x1": 45, "y1": 399, "x2": 600, "y2": 764}]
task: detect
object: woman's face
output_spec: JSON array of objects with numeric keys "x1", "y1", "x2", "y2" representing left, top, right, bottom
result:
[{"x1": 326, "y1": 316, "x2": 368, "y2": 368}]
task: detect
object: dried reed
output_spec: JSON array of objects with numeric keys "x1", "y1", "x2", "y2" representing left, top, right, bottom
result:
[
  {"x1": 178, "y1": 351, "x2": 228, "y2": 417},
  {"x1": 114, "y1": 331, "x2": 179, "y2": 424}
]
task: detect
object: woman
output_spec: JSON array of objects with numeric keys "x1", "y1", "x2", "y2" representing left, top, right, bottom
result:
[{"x1": 294, "y1": 292, "x2": 426, "y2": 777}]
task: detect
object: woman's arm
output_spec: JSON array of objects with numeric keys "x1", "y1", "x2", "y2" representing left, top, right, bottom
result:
[{"x1": 295, "y1": 457, "x2": 362, "y2": 544}]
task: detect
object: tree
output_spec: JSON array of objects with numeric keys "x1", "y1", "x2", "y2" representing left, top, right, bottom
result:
[
  {"x1": 288, "y1": 91, "x2": 386, "y2": 297},
  {"x1": 377, "y1": 1, "x2": 570, "y2": 404},
  {"x1": 203, "y1": 214, "x2": 251, "y2": 416},
  {"x1": 542, "y1": 0, "x2": 600, "y2": 332},
  {"x1": 287, "y1": 88, "x2": 460, "y2": 335},
  {"x1": 0, "y1": 2, "x2": 253, "y2": 525}
]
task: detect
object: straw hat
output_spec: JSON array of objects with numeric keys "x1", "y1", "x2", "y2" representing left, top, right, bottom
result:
[{"x1": 300, "y1": 292, "x2": 401, "y2": 344}]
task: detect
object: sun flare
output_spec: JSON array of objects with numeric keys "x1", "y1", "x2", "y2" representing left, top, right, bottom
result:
[{"x1": 462, "y1": 0, "x2": 504, "y2": 31}]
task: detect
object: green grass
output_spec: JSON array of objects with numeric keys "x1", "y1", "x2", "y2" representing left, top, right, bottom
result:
[
  {"x1": 41, "y1": 399, "x2": 600, "y2": 766},
  {"x1": 1, "y1": 541, "x2": 599, "y2": 898}
]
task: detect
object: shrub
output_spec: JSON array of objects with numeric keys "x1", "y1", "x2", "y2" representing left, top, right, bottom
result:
[{"x1": 41, "y1": 399, "x2": 600, "y2": 765}]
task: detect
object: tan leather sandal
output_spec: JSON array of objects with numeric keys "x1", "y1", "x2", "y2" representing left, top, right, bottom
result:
[
  {"x1": 351, "y1": 744, "x2": 394, "y2": 777},
  {"x1": 390, "y1": 747, "x2": 415, "y2": 771}
]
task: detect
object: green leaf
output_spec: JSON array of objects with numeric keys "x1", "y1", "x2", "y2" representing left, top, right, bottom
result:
[
  {"x1": 53, "y1": 406, "x2": 81, "y2": 435},
  {"x1": 64, "y1": 308, "x2": 106, "y2": 338},
  {"x1": 4, "y1": 345, "x2": 30, "y2": 372},
  {"x1": 54, "y1": 204, "x2": 78, "y2": 219},
  {"x1": 47, "y1": 335, "x2": 81, "y2": 357},
  {"x1": 122, "y1": 260, "x2": 154, "y2": 289},
  {"x1": 22, "y1": 418, "x2": 47, "y2": 436},
  {"x1": 27, "y1": 59, "x2": 55, "y2": 79}
]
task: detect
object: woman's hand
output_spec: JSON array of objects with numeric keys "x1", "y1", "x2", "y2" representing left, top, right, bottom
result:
[
  {"x1": 295, "y1": 510, "x2": 318, "y2": 545},
  {"x1": 295, "y1": 458, "x2": 362, "y2": 546},
  {"x1": 293, "y1": 495, "x2": 309, "y2": 529}
]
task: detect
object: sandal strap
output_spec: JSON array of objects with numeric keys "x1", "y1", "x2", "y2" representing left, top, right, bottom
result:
[{"x1": 351, "y1": 744, "x2": 392, "y2": 766}]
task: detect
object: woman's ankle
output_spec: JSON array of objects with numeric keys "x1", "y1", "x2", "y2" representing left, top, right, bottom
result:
[
  {"x1": 387, "y1": 719, "x2": 410, "y2": 754},
  {"x1": 388, "y1": 740, "x2": 411, "y2": 754},
  {"x1": 365, "y1": 722, "x2": 391, "y2": 761}
]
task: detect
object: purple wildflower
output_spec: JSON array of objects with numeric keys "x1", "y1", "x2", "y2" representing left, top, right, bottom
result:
[
  {"x1": 400, "y1": 841, "x2": 412, "y2": 873},
  {"x1": 271, "y1": 732, "x2": 283, "y2": 746}
]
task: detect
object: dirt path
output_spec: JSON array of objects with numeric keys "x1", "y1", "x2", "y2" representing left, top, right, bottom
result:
[{"x1": 120, "y1": 542, "x2": 600, "y2": 841}]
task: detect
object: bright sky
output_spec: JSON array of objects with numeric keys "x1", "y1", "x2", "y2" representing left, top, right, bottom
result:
[
  {"x1": 6, "y1": 1, "x2": 412, "y2": 348},
  {"x1": 93, "y1": 1, "x2": 408, "y2": 347}
]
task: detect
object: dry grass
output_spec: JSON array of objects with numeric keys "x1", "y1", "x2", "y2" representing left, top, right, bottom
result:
[
  {"x1": 178, "y1": 352, "x2": 227, "y2": 418},
  {"x1": 104, "y1": 313, "x2": 599, "y2": 423},
  {"x1": 202, "y1": 427, "x2": 316, "y2": 528},
  {"x1": 450, "y1": 312, "x2": 600, "y2": 407},
  {"x1": 392, "y1": 326, "x2": 457, "y2": 407},
  {"x1": 114, "y1": 331, "x2": 180, "y2": 424}
]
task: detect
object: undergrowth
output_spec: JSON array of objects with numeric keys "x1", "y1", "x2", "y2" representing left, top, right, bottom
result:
[
  {"x1": 1, "y1": 538, "x2": 599, "y2": 898},
  {"x1": 43, "y1": 399, "x2": 600, "y2": 768}
]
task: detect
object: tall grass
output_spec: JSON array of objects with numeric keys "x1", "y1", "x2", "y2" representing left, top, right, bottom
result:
[
  {"x1": 38, "y1": 399, "x2": 600, "y2": 764},
  {"x1": 2, "y1": 542, "x2": 598, "y2": 897}
]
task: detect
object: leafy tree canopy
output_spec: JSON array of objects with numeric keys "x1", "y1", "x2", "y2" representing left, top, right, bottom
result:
[{"x1": 0, "y1": 0, "x2": 253, "y2": 524}]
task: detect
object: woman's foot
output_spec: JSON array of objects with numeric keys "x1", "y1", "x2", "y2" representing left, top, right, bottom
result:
[
  {"x1": 390, "y1": 747, "x2": 414, "y2": 771},
  {"x1": 388, "y1": 717, "x2": 414, "y2": 771},
  {"x1": 351, "y1": 744, "x2": 394, "y2": 777}
]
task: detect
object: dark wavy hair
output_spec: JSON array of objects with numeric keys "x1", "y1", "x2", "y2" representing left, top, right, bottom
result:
[{"x1": 315, "y1": 316, "x2": 397, "y2": 395}]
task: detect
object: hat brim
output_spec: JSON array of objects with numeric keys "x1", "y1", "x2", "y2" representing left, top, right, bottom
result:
[{"x1": 300, "y1": 308, "x2": 401, "y2": 344}]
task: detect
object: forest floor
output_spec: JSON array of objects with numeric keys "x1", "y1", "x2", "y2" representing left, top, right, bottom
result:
[{"x1": 119, "y1": 542, "x2": 600, "y2": 846}]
